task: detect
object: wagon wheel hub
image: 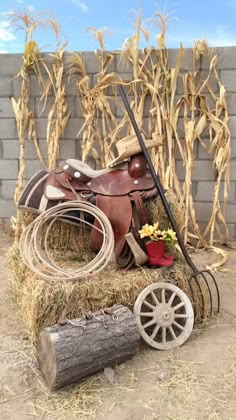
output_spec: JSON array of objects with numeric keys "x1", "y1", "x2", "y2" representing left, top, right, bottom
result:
[{"x1": 154, "y1": 304, "x2": 174, "y2": 326}]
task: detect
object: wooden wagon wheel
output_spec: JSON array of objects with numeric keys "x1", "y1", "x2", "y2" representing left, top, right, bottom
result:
[{"x1": 134, "y1": 282, "x2": 194, "y2": 350}]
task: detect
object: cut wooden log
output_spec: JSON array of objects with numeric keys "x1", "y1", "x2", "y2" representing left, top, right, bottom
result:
[{"x1": 37, "y1": 304, "x2": 140, "y2": 390}]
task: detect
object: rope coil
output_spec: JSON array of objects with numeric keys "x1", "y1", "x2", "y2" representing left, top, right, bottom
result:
[{"x1": 20, "y1": 201, "x2": 114, "y2": 282}]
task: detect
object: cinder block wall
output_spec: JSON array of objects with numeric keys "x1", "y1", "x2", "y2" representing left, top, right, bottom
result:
[{"x1": 0, "y1": 47, "x2": 235, "y2": 238}]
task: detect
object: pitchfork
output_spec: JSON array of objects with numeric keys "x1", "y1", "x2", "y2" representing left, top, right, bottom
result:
[{"x1": 118, "y1": 85, "x2": 220, "y2": 319}]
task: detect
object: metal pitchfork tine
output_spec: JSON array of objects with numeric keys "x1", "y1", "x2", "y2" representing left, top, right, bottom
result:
[{"x1": 118, "y1": 84, "x2": 220, "y2": 319}]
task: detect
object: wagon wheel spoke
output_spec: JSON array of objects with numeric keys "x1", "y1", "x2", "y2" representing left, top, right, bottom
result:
[
  {"x1": 168, "y1": 325, "x2": 177, "y2": 340},
  {"x1": 143, "y1": 300, "x2": 155, "y2": 310},
  {"x1": 161, "y1": 288, "x2": 166, "y2": 303},
  {"x1": 140, "y1": 312, "x2": 154, "y2": 317},
  {"x1": 151, "y1": 324, "x2": 160, "y2": 340},
  {"x1": 173, "y1": 301, "x2": 185, "y2": 311},
  {"x1": 173, "y1": 321, "x2": 185, "y2": 331},
  {"x1": 151, "y1": 291, "x2": 160, "y2": 306},
  {"x1": 168, "y1": 292, "x2": 176, "y2": 306},
  {"x1": 162, "y1": 327, "x2": 167, "y2": 344},
  {"x1": 143, "y1": 318, "x2": 156, "y2": 329}
]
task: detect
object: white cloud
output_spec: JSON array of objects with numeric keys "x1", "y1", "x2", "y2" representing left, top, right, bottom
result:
[
  {"x1": 0, "y1": 49, "x2": 8, "y2": 53},
  {"x1": 0, "y1": 21, "x2": 15, "y2": 42},
  {"x1": 26, "y1": 5, "x2": 36, "y2": 12},
  {"x1": 71, "y1": 0, "x2": 88, "y2": 12},
  {"x1": 208, "y1": 24, "x2": 236, "y2": 47}
]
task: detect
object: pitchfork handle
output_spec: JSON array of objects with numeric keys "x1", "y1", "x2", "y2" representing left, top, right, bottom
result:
[{"x1": 118, "y1": 84, "x2": 198, "y2": 273}]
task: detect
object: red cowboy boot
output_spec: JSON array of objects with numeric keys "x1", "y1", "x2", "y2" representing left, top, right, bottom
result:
[{"x1": 145, "y1": 241, "x2": 174, "y2": 267}]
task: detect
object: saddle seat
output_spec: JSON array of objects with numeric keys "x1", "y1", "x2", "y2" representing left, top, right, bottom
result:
[{"x1": 64, "y1": 159, "x2": 119, "y2": 183}]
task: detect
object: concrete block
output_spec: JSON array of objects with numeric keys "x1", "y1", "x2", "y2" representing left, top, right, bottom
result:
[
  {"x1": 65, "y1": 73, "x2": 93, "y2": 94},
  {"x1": 195, "y1": 181, "x2": 235, "y2": 202},
  {"x1": 64, "y1": 76, "x2": 77, "y2": 96},
  {"x1": 24, "y1": 160, "x2": 45, "y2": 179},
  {"x1": 168, "y1": 48, "x2": 193, "y2": 71},
  {"x1": 13, "y1": 74, "x2": 49, "y2": 98},
  {"x1": 35, "y1": 118, "x2": 48, "y2": 138},
  {"x1": 229, "y1": 116, "x2": 236, "y2": 138},
  {"x1": 75, "y1": 138, "x2": 83, "y2": 159},
  {"x1": 116, "y1": 54, "x2": 133, "y2": 73},
  {"x1": 59, "y1": 140, "x2": 76, "y2": 159},
  {"x1": 0, "y1": 140, "x2": 2, "y2": 159},
  {"x1": 63, "y1": 118, "x2": 84, "y2": 139},
  {"x1": 193, "y1": 201, "x2": 214, "y2": 222},
  {"x1": 2, "y1": 140, "x2": 20, "y2": 159},
  {"x1": 0, "y1": 119, "x2": 17, "y2": 139},
  {"x1": 12, "y1": 74, "x2": 47, "y2": 98},
  {"x1": 0, "y1": 199, "x2": 16, "y2": 217},
  {"x1": 116, "y1": 94, "x2": 154, "y2": 119},
  {"x1": 35, "y1": 96, "x2": 75, "y2": 118},
  {"x1": 0, "y1": 159, "x2": 18, "y2": 179},
  {"x1": 225, "y1": 203, "x2": 236, "y2": 223},
  {"x1": 216, "y1": 46, "x2": 236, "y2": 70},
  {"x1": 0, "y1": 54, "x2": 22, "y2": 76},
  {"x1": 0, "y1": 98, "x2": 15, "y2": 118},
  {"x1": 176, "y1": 160, "x2": 216, "y2": 181},
  {"x1": 83, "y1": 51, "x2": 116, "y2": 73},
  {"x1": 39, "y1": 52, "x2": 59, "y2": 75},
  {"x1": 230, "y1": 138, "x2": 236, "y2": 159},
  {"x1": 12, "y1": 76, "x2": 23, "y2": 97},
  {"x1": 29, "y1": 75, "x2": 48, "y2": 97},
  {"x1": 230, "y1": 161, "x2": 236, "y2": 180},
  {"x1": 197, "y1": 222, "x2": 235, "y2": 241},
  {"x1": 0, "y1": 75, "x2": 13, "y2": 96},
  {"x1": 220, "y1": 70, "x2": 236, "y2": 93},
  {"x1": 25, "y1": 139, "x2": 47, "y2": 160},
  {"x1": 195, "y1": 200, "x2": 236, "y2": 225},
  {"x1": 227, "y1": 93, "x2": 236, "y2": 115},
  {"x1": 198, "y1": 137, "x2": 211, "y2": 159},
  {"x1": 24, "y1": 138, "x2": 76, "y2": 161},
  {"x1": 0, "y1": 180, "x2": 16, "y2": 200}
]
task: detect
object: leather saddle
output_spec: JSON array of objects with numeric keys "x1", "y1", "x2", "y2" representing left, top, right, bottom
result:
[{"x1": 44, "y1": 153, "x2": 157, "y2": 265}]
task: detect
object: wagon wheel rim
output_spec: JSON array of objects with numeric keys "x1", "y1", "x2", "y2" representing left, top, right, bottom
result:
[{"x1": 134, "y1": 282, "x2": 194, "y2": 350}]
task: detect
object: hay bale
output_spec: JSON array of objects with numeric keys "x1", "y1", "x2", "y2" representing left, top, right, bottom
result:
[
  {"x1": 8, "y1": 198, "x2": 209, "y2": 345},
  {"x1": 8, "y1": 242, "x2": 198, "y2": 344},
  {"x1": 145, "y1": 189, "x2": 185, "y2": 233}
]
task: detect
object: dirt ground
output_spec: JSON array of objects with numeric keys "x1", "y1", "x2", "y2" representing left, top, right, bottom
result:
[{"x1": 1, "y1": 233, "x2": 236, "y2": 420}]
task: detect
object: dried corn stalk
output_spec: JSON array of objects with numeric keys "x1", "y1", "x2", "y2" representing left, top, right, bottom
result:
[
  {"x1": 9, "y1": 10, "x2": 69, "y2": 237},
  {"x1": 117, "y1": 13, "x2": 231, "y2": 247},
  {"x1": 67, "y1": 28, "x2": 121, "y2": 167},
  {"x1": 42, "y1": 49, "x2": 70, "y2": 170},
  {"x1": 9, "y1": 10, "x2": 49, "y2": 238}
]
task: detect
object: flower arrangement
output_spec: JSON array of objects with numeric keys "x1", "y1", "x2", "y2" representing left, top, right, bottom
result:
[{"x1": 138, "y1": 223, "x2": 177, "y2": 245}]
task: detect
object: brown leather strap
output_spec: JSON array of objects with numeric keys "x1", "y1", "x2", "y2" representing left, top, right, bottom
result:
[{"x1": 130, "y1": 191, "x2": 149, "y2": 227}]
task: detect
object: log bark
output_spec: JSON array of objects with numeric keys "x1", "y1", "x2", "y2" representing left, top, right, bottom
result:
[{"x1": 37, "y1": 304, "x2": 140, "y2": 390}]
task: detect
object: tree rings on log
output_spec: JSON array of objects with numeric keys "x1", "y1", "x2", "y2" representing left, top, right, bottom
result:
[{"x1": 37, "y1": 304, "x2": 140, "y2": 390}]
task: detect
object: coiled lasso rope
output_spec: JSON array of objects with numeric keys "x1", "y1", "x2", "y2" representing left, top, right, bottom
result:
[{"x1": 19, "y1": 201, "x2": 114, "y2": 282}]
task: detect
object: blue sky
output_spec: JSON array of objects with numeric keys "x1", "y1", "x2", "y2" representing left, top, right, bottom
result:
[{"x1": 0, "y1": 0, "x2": 236, "y2": 53}]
